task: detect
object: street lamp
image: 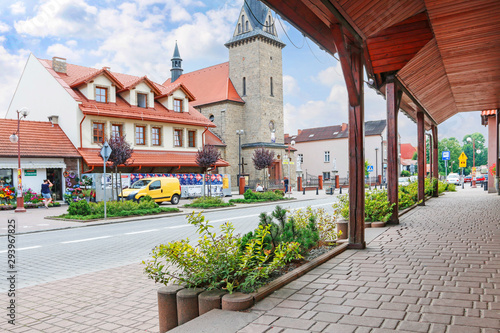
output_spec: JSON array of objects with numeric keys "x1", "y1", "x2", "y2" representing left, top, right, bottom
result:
[
  {"x1": 287, "y1": 140, "x2": 295, "y2": 198},
  {"x1": 375, "y1": 147, "x2": 379, "y2": 181},
  {"x1": 467, "y1": 137, "x2": 482, "y2": 188},
  {"x1": 9, "y1": 107, "x2": 30, "y2": 213}
]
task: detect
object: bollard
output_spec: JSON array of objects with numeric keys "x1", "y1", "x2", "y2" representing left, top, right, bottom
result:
[
  {"x1": 316, "y1": 187, "x2": 319, "y2": 195},
  {"x1": 303, "y1": 187, "x2": 305, "y2": 195},
  {"x1": 380, "y1": 184, "x2": 382, "y2": 190},
  {"x1": 484, "y1": 181, "x2": 488, "y2": 191},
  {"x1": 339, "y1": 187, "x2": 342, "y2": 194},
  {"x1": 462, "y1": 181, "x2": 464, "y2": 189},
  {"x1": 158, "y1": 285, "x2": 185, "y2": 333}
]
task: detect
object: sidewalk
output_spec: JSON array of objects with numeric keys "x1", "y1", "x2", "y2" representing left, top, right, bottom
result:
[{"x1": 0, "y1": 189, "x2": 337, "y2": 235}]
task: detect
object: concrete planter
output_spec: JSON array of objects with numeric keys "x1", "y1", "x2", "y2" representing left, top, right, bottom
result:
[
  {"x1": 337, "y1": 218, "x2": 348, "y2": 239},
  {"x1": 176, "y1": 288, "x2": 204, "y2": 325},
  {"x1": 371, "y1": 221, "x2": 386, "y2": 228},
  {"x1": 198, "y1": 289, "x2": 227, "y2": 315},
  {"x1": 364, "y1": 222, "x2": 372, "y2": 228}
]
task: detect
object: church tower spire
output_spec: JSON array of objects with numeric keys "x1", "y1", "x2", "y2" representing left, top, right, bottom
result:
[{"x1": 171, "y1": 41, "x2": 183, "y2": 82}]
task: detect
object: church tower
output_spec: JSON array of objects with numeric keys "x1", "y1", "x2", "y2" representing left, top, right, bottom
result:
[
  {"x1": 225, "y1": 0, "x2": 286, "y2": 146},
  {"x1": 171, "y1": 41, "x2": 183, "y2": 82}
]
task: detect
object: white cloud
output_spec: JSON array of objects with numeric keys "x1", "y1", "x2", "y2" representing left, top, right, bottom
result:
[
  {"x1": 0, "y1": 43, "x2": 30, "y2": 118},
  {"x1": 10, "y1": 1, "x2": 26, "y2": 15},
  {"x1": 15, "y1": 0, "x2": 99, "y2": 38},
  {"x1": 0, "y1": 22, "x2": 11, "y2": 33},
  {"x1": 169, "y1": 5, "x2": 192, "y2": 22},
  {"x1": 283, "y1": 75, "x2": 299, "y2": 96},
  {"x1": 47, "y1": 41, "x2": 83, "y2": 62},
  {"x1": 316, "y1": 63, "x2": 344, "y2": 87}
]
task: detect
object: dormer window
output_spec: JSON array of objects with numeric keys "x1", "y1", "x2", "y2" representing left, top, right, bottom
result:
[
  {"x1": 95, "y1": 87, "x2": 108, "y2": 103},
  {"x1": 137, "y1": 93, "x2": 147, "y2": 108},
  {"x1": 174, "y1": 99, "x2": 182, "y2": 112}
]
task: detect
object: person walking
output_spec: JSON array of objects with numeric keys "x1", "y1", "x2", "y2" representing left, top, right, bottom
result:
[
  {"x1": 284, "y1": 177, "x2": 289, "y2": 193},
  {"x1": 41, "y1": 179, "x2": 53, "y2": 208}
]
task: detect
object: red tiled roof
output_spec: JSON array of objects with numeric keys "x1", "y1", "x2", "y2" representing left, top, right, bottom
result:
[
  {"x1": 163, "y1": 62, "x2": 245, "y2": 107},
  {"x1": 117, "y1": 76, "x2": 162, "y2": 95},
  {"x1": 481, "y1": 109, "x2": 497, "y2": 116},
  {"x1": 78, "y1": 148, "x2": 229, "y2": 167},
  {"x1": 158, "y1": 81, "x2": 196, "y2": 101},
  {"x1": 400, "y1": 143, "x2": 417, "y2": 160},
  {"x1": 39, "y1": 58, "x2": 212, "y2": 127},
  {"x1": 205, "y1": 130, "x2": 226, "y2": 147},
  {"x1": 0, "y1": 119, "x2": 80, "y2": 158},
  {"x1": 76, "y1": 90, "x2": 214, "y2": 128}
]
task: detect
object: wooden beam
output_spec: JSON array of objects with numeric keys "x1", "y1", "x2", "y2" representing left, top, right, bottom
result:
[
  {"x1": 318, "y1": 0, "x2": 364, "y2": 43},
  {"x1": 347, "y1": 47, "x2": 365, "y2": 249},
  {"x1": 386, "y1": 76, "x2": 401, "y2": 224},
  {"x1": 487, "y1": 110, "x2": 498, "y2": 193},
  {"x1": 395, "y1": 77, "x2": 438, "y2": 126},
  {"x1": 432, "y1": 124, "x2": 439, "y2": 197},
  {"x1": 331, "y1": 24, "x2": 361, "y2": 107},
  {"x1": 417, "y1": 110, "x2": 426, "y2": 205}
]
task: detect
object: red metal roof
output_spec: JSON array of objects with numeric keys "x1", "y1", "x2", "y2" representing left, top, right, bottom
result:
[
  {"x1": 204, "y1": 130, "x2": 226, "y2": 147},
  {"x1": 400, "y1": 143, "x2": 417, "y2": 160},
  {"x1": 163, "y1": 62, "x2": 245, "y2": 107},
  {"x1": 78, "y1": 148, "x2": 229, "y2": 168},
  {"x1": 0, "y1": 119, "x2": 80, "y2": 158},
  {"x1": 39, "y1": 58, "x2": 212, "y2": 127}
]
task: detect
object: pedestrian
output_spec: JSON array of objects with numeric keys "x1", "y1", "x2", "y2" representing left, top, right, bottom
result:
[
  {"x1": 284, "y1": 177, "x2": 289, "y2": 193},
  {"x1": 256, "y1": 183, "x2": 264, "y2": 192},
  {"x1": 41, "y1": 179, "x2": 53, "y2": 208}
]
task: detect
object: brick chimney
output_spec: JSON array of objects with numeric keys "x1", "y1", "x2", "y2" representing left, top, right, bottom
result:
[
  {"x1": 284, "y1": 133, "x2": 289, "y2": 140},
  {"x1": 52, "y1": 57, "x2": 67, "y2": 74},
  {"x1": 297, "y1": 129, "x2": 302, "y2": 135},
  {"x1": 341, "y1": 123, "x2": 348, "y2": 132}
]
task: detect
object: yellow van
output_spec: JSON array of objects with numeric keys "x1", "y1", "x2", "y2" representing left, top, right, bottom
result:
[{"x1": 120, "y1": 177, "x2": 181, "y2": 204}]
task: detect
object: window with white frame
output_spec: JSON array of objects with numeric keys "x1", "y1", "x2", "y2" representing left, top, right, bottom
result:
[{"x1": 324, "y1": 151, "x2": 330, "y2": 162}]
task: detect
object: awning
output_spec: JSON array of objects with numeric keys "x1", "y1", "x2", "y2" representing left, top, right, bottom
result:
[
  {"x1": 78, "y1": 148, "x2": 230, "y2": 168},
  {"x1": 0, "y1": 159, "x2": 67, "y2": 169}
]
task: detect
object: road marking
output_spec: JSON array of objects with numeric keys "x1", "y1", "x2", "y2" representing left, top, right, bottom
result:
[
  {"x1": 125, "y1": 229, "x2": 159, "y2": 235},
  {"x1": 61, "y1": 236, "x2": 112, "y2": 244},
  {"x1": 0, "y1": 246, "x2": 43, "y2": 253},
  {"x1": 165, "y1": 225, "x2": 191, "y2": 229},
  {"x1": 210, "y1": 213, "x2": 260, "y2": 223}
]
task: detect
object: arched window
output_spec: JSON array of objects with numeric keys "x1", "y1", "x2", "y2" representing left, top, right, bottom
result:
[
  {"x1": 242, "y1": 15, "x2": 245, "y2": 31},
  {"x1": 238, "y1": 23, "x2": 241, "y2": 34},
  {"x1": 209, "y1": 115, "x2": 214, "y2": 122},
  {"x1": 246, "y1": 21, "x2": 249, "y2": 31},
  {"x1": 270, "y1": 77, "x2": 273, "y2": 96},
  {"x1": 242, "y1": 77, "x2": 246, "y2": 96},
  {"x1": 265, "y1": 21, "x2": 268, "y2": 32}
]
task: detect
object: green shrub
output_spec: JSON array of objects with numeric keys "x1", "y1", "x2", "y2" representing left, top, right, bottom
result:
[
  {"x1": 240, "y1": 189, "x2": 286, "y2": 202},
  {"x1": 143, "y1": 212, "x2": 301, "y2": 293},
  {"x1": 184, "y1": 196, "x2": 233, "y2": 208},
  {"x1": 400, "y1": 170, "x2": 411, "y2": 177},
  {"x1": 334, "y1": 190, "x2": 394, "y2": 222},
  {"x1": 140, "y1": 195, "x2": 154, "y2": 202},
  {"x1": 289, "y1": 207, "x2": 338, "y2": 241},
  {"x1": 68, "y1": 200, "x2": 91, "y2": 216},
  {"x1": 398, "y1": 191, "x2": 415, "y2": 209}
]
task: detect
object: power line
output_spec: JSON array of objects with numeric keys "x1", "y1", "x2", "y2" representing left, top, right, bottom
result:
[
  {"x1": 243, "y1": 0, "x2": 275, "y2": 28},
  {"x1": 276, "y1": 15, "x2": 305, "y2": 49}
]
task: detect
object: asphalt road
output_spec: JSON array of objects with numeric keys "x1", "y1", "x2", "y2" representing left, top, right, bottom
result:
[{"x1": 0, "y1": 197, "x2": 338, "y2": 291}]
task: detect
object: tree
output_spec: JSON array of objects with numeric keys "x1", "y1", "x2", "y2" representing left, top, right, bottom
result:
[
  {"x1": 106, "y1": 136, "x2": 133, "y2": 201},
  {"x1": 252, "y1": 148, "x2": 275, "y2": 189},
  {"x1": 195, "y1": 145, "x2": 221, "y2": 196}
]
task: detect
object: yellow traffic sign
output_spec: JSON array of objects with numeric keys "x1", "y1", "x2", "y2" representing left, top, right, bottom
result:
[{"x1": 458, "y1": 152, "x2": 467, "y2": 168}]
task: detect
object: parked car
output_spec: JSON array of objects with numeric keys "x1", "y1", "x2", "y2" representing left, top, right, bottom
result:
[
  {"x1": 464, "y1": 175, "x2": 472, "y2": 183},
  {"x1": 476, "y1": 174, "x2": 486, "y2": 183},
  {"x1": 446, "y1": 173, "x2": 461, "y2": 185},
  {"x1": 120, "y1": 177, "x2": 181, "y2": 204}
]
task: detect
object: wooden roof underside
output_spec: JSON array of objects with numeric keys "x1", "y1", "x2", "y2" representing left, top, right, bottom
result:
[{"x1": 263, "y1": 0, "x2": 500, "y2": 128}]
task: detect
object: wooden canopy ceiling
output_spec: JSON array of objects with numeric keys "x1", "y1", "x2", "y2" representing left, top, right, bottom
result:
[{"x1": 262, "y1": 0, "x2": 500, "y2": 127}]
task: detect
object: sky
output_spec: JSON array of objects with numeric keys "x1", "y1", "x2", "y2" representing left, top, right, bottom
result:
[{"x1": 0, "y1": 0, "x2": 487, "y2": 146}]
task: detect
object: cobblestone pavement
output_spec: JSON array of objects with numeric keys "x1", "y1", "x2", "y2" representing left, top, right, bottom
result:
[
  {"x1": 240, "y1": 187, "x2": 500, "y2": 332},
  {"x1": 2, "y1": 187, "x2": 498, "y2": 332}
]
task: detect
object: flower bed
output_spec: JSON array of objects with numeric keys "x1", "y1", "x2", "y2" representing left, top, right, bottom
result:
[
  {"x1": 228, "y1": 189, "x2": 289, "y2": 204},
  {"x1": 184, "y1": 196, "x2": 234, "y2": 208},
  {"x1": 55, "y1": 197, "x2": 179, "y2": 220}
]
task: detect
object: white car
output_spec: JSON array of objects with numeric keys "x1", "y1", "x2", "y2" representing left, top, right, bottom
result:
[{"x1": 446, "y1": 173, "x2": 461, "y2": 185}]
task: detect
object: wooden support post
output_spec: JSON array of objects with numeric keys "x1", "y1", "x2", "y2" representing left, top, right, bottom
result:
[
  {"x1": 487, "y1": 111, "x2": 498, "y2": 193},
  {"x1": 417, "y1": 110, "x2": 425, "y2": 205},
  {"x1": 386, "y1": 77, "x2": 401, "y2": 224},
  {"x1": 432, "y1": 125, "x2": 439, "y2": 197},
  {"x1": 497, "y1": 110, "x2": 500, "y2": 195},
  {"x1": 332, "y1": 24, "x2": 365, "y2": 249}
]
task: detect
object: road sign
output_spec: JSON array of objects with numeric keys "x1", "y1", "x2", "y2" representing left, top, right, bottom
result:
[
  {"x1": 100, "y1": 141, "x2": 112, "y2": 161},
  {"x1": 458, "y1": 151, "x2": 467, "y2": 168},
  {"x1": 442, "y1": 151, "x2": 450, "y2": 160},
  {"x1": 367, "y1": 165, "x2": 374, "y2": 172}
]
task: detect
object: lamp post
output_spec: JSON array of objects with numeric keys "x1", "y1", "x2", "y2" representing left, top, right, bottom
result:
[
  {"x1": 380, "y1": 135, "x2": 384, "y2": 184},
  {"x1": 375, "y1": 148, "x2": 379, "y2": 182},
  {"x1": 236, "y1": 130, "x2": 244, "y2": 190},
  {"x1": 467, "y1": 137, "x2": 482, "y2": 188},
  {"x1": 9, "y1": 107, "x2": 30, "y2": 213},
  {"x1": 287, "y1": 140, "x2": 295, "y2": 198}
]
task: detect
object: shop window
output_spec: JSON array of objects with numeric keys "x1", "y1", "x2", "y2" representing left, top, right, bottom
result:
[{"x1": 0, "y1": 169, "x2": 13, "y2": 187}]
